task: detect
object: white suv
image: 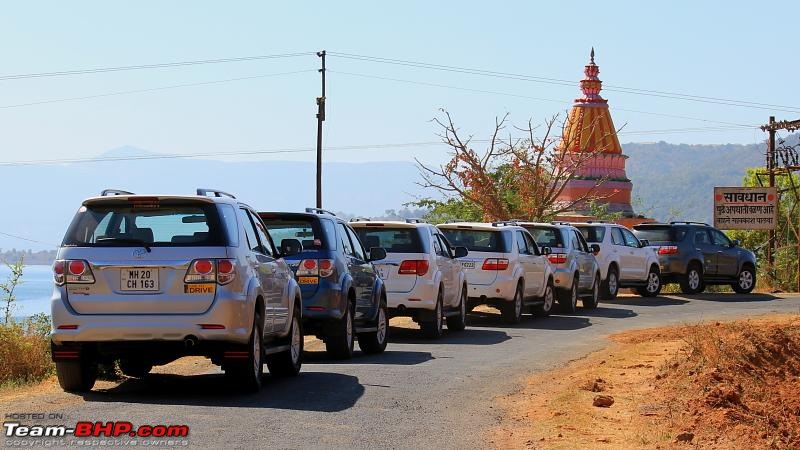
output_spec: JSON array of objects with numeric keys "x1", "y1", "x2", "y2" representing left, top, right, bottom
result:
[
  {"x1": 351, "y1": 219, "x2": 468, "y2": 338},
  {"x1": 573, "y1": 222, "x2": 662, "y2": 298},
  {"x1": 437, "y1": 222, "x2": 555, "y2": 324}
]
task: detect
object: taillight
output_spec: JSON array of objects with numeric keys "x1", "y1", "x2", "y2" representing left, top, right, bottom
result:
[
  {"x1": 318, "y1": 259, "x2": 335, "y2": 278},
  {"x1": 398, "y1": 260, "x2": 429, "y2": 276},
  {"x1": 548, "y1": 253, "x2": 567, "y2": 265},
  {"x1": 658, "y1": 246, "x2": 679, "y2": 255},
  {"x1": 54, "y1": 259, "x2": 95, "y2": 285},
  {"x1": 297, "y1": 259, "x2": 318, "y2": 276},
  {"x1": 482, "y1": 258, "x2": 509, "y2": 271},
  {"x1": 185, "y1": 259, "x2": 236, "y2": 285}
]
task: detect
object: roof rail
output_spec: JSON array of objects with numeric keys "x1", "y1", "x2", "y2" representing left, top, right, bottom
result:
[
  {"x1": 585, "y1": 220, "x2": 608, "y2": 224},
  {"x1": 550, "y1": 221, "x2": 573, "y2": 226},
  {"x1": 669, "y1": 221, "x2": 709, "y2": 226},
  {"x1": 405, "y1": 218, "x2": 426, "y2": 224},
  {"x1": 444, "y1": 219, "x2": 465, "y2": 224},
  {"x1": 491, "y1": 220, "x2": 518, "y2": 227},
  {"x1": 197, "y1": 188, "x2": 236, "y2": 199},
  {"x1": 350, "y1": 217, "x2": 371, "y2": 222},
  {"x1": 305, "y1": 207, "x2": 337, "y2": 216},
  {"x1": 100, "y1": 189, "x2": 135, "y2": 196}
]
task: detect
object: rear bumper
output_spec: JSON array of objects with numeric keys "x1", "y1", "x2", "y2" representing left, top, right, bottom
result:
[
  {"x1": 468, "y1": 275, "x2": 517, "y2": 302},
  {"x1": 386, "y1": 277, "x2": 439, "y2": 311},
  {"x1": 552, "y1": 267, "x2": 574, "y2": 291},
  {"x1": 51, "y1": 287, "x2": 254, "y2": 345}
]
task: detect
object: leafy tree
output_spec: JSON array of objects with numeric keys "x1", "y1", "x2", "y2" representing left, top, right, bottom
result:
[{"x1": 1, "y1": 258, "x2": 24, "y2": 324}]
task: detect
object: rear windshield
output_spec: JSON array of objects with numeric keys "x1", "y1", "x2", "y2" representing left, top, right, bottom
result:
[
  {"x1": 63, "y1": 201, "x2": 226, "y2": 247},
  {"x1": 575, "y1": 225, "x2": 606, "y2": 243},
  {"x1": 440, "y1": 229, "x2": 510, "y2": 253},
  {"x1": 525, "y1": 226, "x2": 565, "y2": 248},
  {"x1": 259, "y1": 214, "x2": 333, "y2": 251},
  {"x1": 354, "y1": 227, "x2": 424, "y2": 253},
  {"x1": 633, "y1": 226, "x2": 687, "y2": 243}
]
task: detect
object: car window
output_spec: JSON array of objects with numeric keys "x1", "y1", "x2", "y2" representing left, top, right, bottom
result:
[
  {"x1": 218, "y1": 204, "x2": 239, "y2": 247},
  {"x1": 621, "y1": 229, "x2": 640, "y2": 248},
  {"x1": 574, "y1": 230, "x2": 590, "y2": 252},
  {"x1": 523, "y1": 232, "x2": 540, "y2": 255},
  {"x1": 248, "y1": 211, "x2": 275, "y2": 257},
  {"x1": 515, "y1": 231, "x2": 530, "y2": 255},
  {"x1": 432, "y1": 233, "x2": 446, "y2": 256},
  {"x1": 694, "y1": 230, "x2": 711, "y2": 245},
  {"x1": 436, "y1": 234, "x2": 453, "y2": 257},
  {"x1": 610, "y1": 227, "x2": 625, "y2": 246},
  {"x1": 335, "y1": 223, "x2": 354, "y2": 257},
  {"x1": 260, "y1": 214, "x2": 327, "y2": 251},
  {"x1": 569, "y1": 229, "x2": 582, "y2": 250},
  {"x1": 345, "y1": 226, "x2": 367, "y2": 261},
  {"x1": 238, "y1": 208, "x2": 262, "y2": 253},
  {"x1": 440, "y1": 229, "x2": 509, "y2": 253},
  {"x1": 577, "y1": 225, "x2": 605, "y2": 243},
  {"x1": 526, "y1": 226, "x2": 564, "y2": 248},
  {"x1": 633, "y1": 226, "x2": 687, "y2": 243},
  {"x1": 354, "y1": 227, "x2": 424, "y2": 253},
  {"x1": 710, "y1": 229, "x2": 731, "y2": 247}
]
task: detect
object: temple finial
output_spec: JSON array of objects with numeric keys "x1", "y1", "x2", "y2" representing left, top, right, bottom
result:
[{"x1": 590, "y1": 47, "x2": 595, "y2": 64}]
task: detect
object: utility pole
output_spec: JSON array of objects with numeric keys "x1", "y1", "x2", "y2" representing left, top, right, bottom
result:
[
  {"x1": 315, "y1": 50, "x2": 326, "y2": 209},
  {"x1": 767, "y1": 116, "x2": 776, "y2": 268}
]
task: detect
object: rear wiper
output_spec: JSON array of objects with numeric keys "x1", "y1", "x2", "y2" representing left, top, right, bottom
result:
[{"x1": 95, "y1": 237, "x2": 152, "y2": 252}]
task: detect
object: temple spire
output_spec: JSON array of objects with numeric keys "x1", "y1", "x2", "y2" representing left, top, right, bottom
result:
[
  {"x1": 577, "y1": 48, "x2": 605, "y2": 104},
  {"x1": 590, "y1": 47, "x2": 595, "y2": 65}
]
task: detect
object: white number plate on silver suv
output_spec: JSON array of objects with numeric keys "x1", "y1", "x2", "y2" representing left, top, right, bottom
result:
[
  {"x1": 120, "y1": 267, "x2": 159, "y2": 291},
  {"x1": 461, "y1": 260, "x2": 476, "y2": 269}
]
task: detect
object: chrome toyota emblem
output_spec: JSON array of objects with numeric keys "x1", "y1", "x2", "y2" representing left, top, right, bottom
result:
[{"x1": 132, "y1": 248, "x2": 148, "y2": 259}]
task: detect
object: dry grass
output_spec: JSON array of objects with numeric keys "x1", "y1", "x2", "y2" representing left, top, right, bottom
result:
[{"x1": 0, "y1": 318, "x2": 53, "y2": 386}]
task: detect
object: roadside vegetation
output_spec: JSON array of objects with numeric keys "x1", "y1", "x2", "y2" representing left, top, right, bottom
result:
[{"x1": 0, "y1": 258, "x2": 55, "y2": 387}]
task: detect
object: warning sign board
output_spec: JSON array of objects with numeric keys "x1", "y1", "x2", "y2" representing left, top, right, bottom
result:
[{"x1": 713, "y1": 187, "x2": 778, "y2": 230}]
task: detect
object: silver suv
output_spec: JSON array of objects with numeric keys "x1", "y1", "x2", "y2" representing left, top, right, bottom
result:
[
  {"x1": 519, "y1": 222, "x2": 601, "y2": 313},
  {"x1": 51, "y1": 189, "x2": 303, "y2": 392}
]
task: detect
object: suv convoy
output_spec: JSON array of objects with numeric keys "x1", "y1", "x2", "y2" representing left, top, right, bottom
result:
[
  {"x1": 520, "y1": 222, "x2": 602, "y2": 312},
  {"x1": 259, "y1": 208, "x2": 389, "y2": 359},
  {"x1": 51, "y1": 189, "x2": 303, "y2": 392},
  {"x1": 351, "y1": 219, "x2": 469, "y2": 338},
  {"x1": 632, "y1": 222, "x2": 757, "y2": 294},
  {"x1": 573, "y1": 222, "x2": 663, "y2": 298},
  {"x1": 437, "y1": 222, "x2": 555, "y2": 323}
]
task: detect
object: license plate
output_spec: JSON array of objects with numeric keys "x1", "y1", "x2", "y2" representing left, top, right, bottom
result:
[
  {"x1": 120, "y1": 267, "x2": 159, "y2": 291},
  {"x1": 461, "y1": 261, "x2": 476, "y2": 269},
  {"x1": 376, "y1": 266, "x2": 390, "y2": 279},
  {"x1": 298, "y1": 276, "x2": 318, "y2": 285}
]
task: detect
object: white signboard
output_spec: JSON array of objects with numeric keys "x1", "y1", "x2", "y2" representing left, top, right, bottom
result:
[{"x1": 713, "y1": 187, "x2": 777, "y2": 230}]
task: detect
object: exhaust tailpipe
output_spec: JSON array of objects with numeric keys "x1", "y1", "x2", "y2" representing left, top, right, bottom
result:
[{"x1": 184, "y1": 335, "x2": 198, "y2": 348}]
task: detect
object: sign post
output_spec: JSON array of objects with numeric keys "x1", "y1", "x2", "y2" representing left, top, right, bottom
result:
[{"x1": 713, "y1": 187, "x2": 778, "y2": 230}]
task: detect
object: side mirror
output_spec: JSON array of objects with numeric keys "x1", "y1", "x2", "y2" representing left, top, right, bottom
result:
[
  {"x1": 639, "y1": 239, "x2": 650, "y2": 248},
  {"x1": 280, "y1": 238, "x2": 303, "y2": 257},
  {"x1": 368, "y1": 246, "x2": 387, "y2": 262},
  {"x1": 731, "y1": 239, "x2": 740, "y2": 247},
  {"x1": 452, "y1": 246, "x2": 468, "y2": 258},
  {"x1": 541, "y1": 246, "x2": 552, "y2": 256},
  {"x1": 590, "y1": 243, "x2": 601, "y2": 255}
]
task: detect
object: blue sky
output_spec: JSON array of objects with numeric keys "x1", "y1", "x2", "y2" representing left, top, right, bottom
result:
[{"x1": 0, "y1": 1, "x2": 796, "y2": 167}]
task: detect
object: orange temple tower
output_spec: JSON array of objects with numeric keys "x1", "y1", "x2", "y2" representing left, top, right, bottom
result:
[{"x1": 556, "y1": 49, "x2": 637, "y2": 218}]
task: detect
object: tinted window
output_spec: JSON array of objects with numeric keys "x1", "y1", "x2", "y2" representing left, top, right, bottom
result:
[
  {"x1": 611, "y1": 227, "x2": 625, "y2": 246},
  {"x1": 526, "y1": 226, "x2": 564, "y2": 248},
  {"x1": 440, "y1": 229, "x2": 509, "y2": 253},
  {"x1": 633, "y1": 226, "x2": 687, "y2": 243},
  {"x1": 576, "y1": 225, "x2": 605, "y2": 243},
  {"x1": 249, "y1": 211, "x2": 274, "y2": 256},
  {"x1": 435, "y1": 234, "x2": 453, "y2": 258},
  {"x1": 218, "y1": 204, "x2": 239, "y2": 247},
  {"x1": 515, "y1": 231, "x2": 529, "y2": 254},
  {"x1": 694, "y1": 229, "x2": 711, "y2": 245},
  {"x1": 336, "y1": 222, "x2": 355, "y2": 257},
  {"x1": 63, "y1": 201, "x2": 225, "y2": 247},
  {"x1": 320, "y1": 219, "x2": 337, "y2": 250},
  {"x1": 621, "y1": 229, "x2": 640, "y2": 248},
  {"x1": 239, "y1": 209, "x2": 261, "y2": 253},
  {"x1": 711, "y1": 229, "x2": 731, "y2": 247},
  {"x1": 354, "y1": 227, "x2": 424, "y2": 253},
  {"x1": 345, "y1": 226, "x2": 366, "y2": 261},
  {"x1": 523, "y1": 232, "x2": 540, "y2": 255},
  {"x1": 574, "y1": 230, "x2": 590, "y2": 252},
  {"x1": 260, "y1": 214, "x2": 326, "y2": 251}
]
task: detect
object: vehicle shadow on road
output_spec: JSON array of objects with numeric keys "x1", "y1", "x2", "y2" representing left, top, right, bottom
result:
[
  {"x1": 387, "y1": 326, "x2": 511, "y2": 345},
  {"x1": 665, "y1": 293, "x2": 782, "y2": 303},
  {"x1": 466, "y1": 311, "x2": 593, "y2": 330},
  {"x1": 602, "y1": 296, "x2": 690, "y2": 307},
  {"x1": 303, "y1": 349, "x2": 434, "y2": 365},
  {"x1": 82, "y1": 371, "x2": 364, "y2": 412}
]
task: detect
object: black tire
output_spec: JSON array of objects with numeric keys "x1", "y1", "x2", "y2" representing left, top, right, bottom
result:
[
  {"x1": 266, "y1": 304, "x2": 303, "y2": 377},
  {"x1": 532, "y1": 279, "x2": 555, "y2": 317},
  {"x1": 680, "y1": 263, "x2": 704, "y2": 294},
  {"x1": 501, "y1": 282, "x2": 524, "y2": 324},
  {"x1": 326, "y1": 301, "x2": 355, "y2": 359},
  {"x1": 558, "y1": 275, "x2": 578, "y2": 314},
  {"x1": 225, "y1": 313, "x2": 264, "y2": 391},
  {"x1": 421, "y1": 290, "x2": 444, "y2": 338},
  {"x1": 446, "y1": 285, "x2": 467, "y2": 331},
  {"x1": 55, "y1": 360, "x2": 97, "y2": 392},
  {"x1": 638, "y1": 266, "x2": 662, "y2": 297},
  {"x1": 731, "y1": 265, "x2": 756, "y2": 294},
  {"x1": 119, "y1": 359, "x2": 152, "y2": 378},
  {"x1": 358, "y1": 299, "x2": 389, "y2": 354},
  {"x1": 583, "y1": 274, "x2": 600, "y2": 309},
  {"x1": 602, "y1": 266, "x2": 619, "y2": 300}
]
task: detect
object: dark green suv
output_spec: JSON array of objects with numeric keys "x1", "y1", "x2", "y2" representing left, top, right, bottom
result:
[{"x1": 632, "y1": 222, "x2": 757, "y2": 294}]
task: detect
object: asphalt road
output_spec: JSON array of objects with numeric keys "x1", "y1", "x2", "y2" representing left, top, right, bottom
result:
[{"x1": 4, "y1": 292, "x2": 800, "y2": 449}]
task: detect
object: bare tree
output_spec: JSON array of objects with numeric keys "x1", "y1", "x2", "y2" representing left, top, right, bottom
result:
[{"x1": 416, "y1": 110, "x2": 617, "y2": 222}]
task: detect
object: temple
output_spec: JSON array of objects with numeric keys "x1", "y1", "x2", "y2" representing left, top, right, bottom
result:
[{"x1": 555, "y1": 49, "x2": 644, "y2": 224}]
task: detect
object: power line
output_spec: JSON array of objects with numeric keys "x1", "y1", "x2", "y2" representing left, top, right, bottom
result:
[
  {"x1": 328, "y1": 52, "x2": 800, "y2": 114},
  {"x1": 0, "y1": 70, "x2": 317, "y2": 109},
  {"x1": 0, "y1": 52, "x2": 316, "y2": 81},
  {"x1": 330, "y1": 70, "x2": 759, "y2": 128},
  {"x1": 0, "y1": 230, "x2": 59, "y2": 248}
]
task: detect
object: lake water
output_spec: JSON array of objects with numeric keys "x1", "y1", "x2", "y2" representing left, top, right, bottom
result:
[{"x1": 0, "y1": 264, "x2": 53, "y2": 318}]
